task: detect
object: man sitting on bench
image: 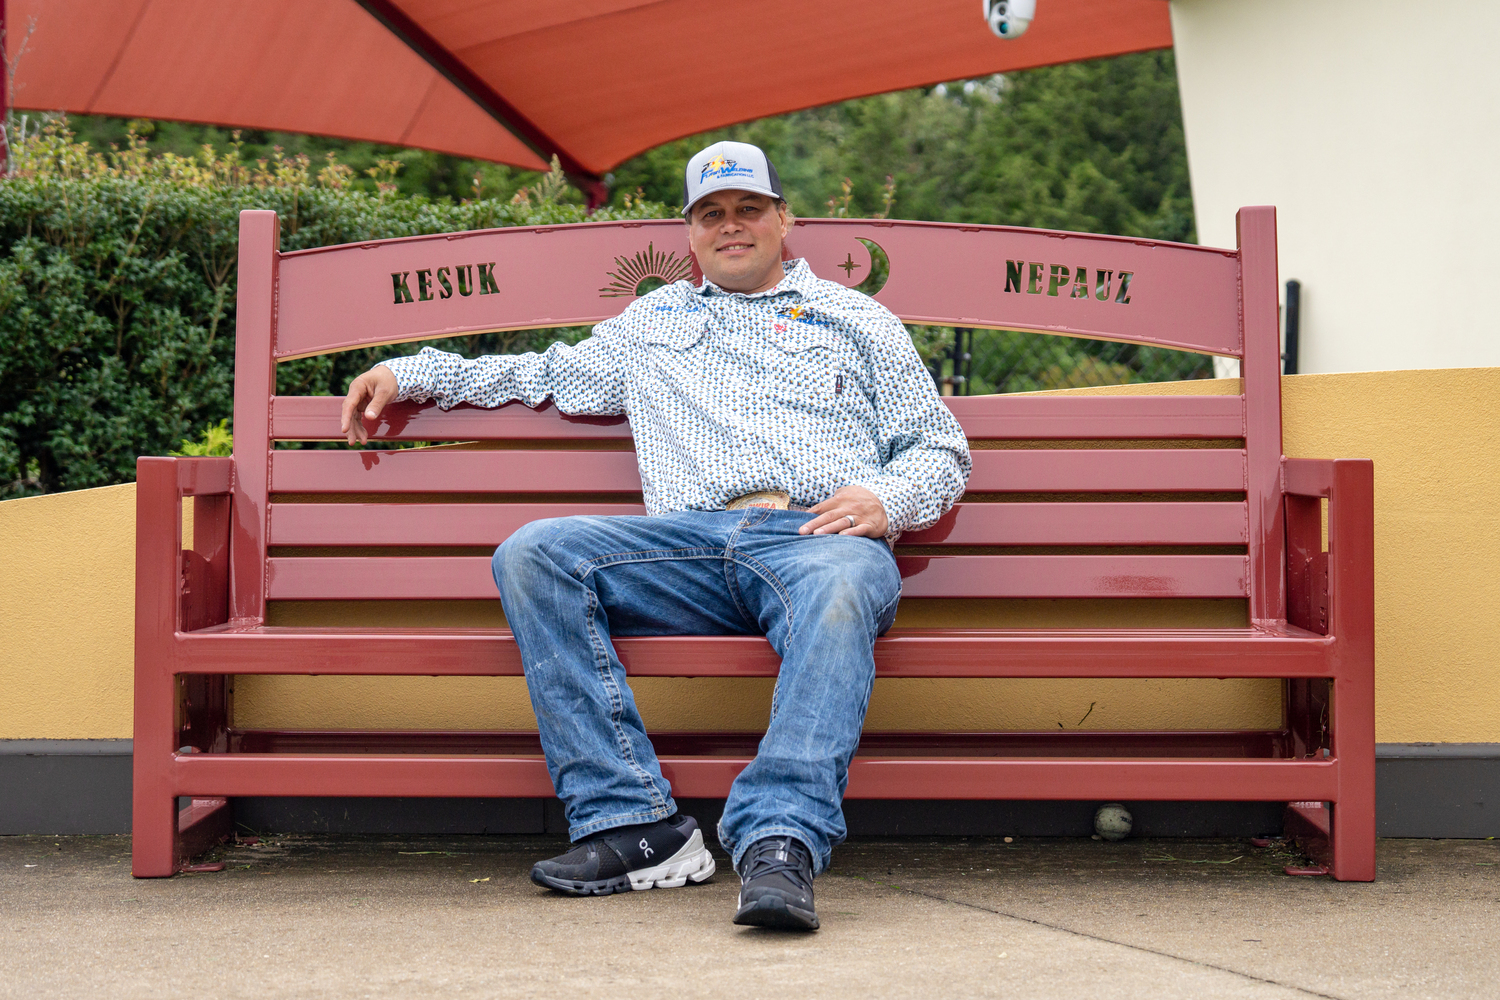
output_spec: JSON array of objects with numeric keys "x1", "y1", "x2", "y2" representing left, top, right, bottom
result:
[{"x1": 340, "y1": 141, "x2": 971, "y2": 931}]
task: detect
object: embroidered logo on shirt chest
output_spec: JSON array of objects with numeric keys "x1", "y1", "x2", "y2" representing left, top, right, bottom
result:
[{"x1": 777, "y1": 303, "x2": 837, "y2": 332}]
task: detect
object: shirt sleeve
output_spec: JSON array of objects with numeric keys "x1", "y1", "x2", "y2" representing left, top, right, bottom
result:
[
  {"x1": 844, "y1": 309, "x2": 972, "y2": 537},
  {"x1": 380, "y1": 326, "x2": 627, "y2": 416}
]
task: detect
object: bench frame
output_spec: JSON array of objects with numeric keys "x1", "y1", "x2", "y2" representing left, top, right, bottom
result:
[{"x1": 133, "y1": 207, "x2": 1375, "y2": 879}]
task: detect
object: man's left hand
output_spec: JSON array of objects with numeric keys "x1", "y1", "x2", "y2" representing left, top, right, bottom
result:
[{"x1": 800, "y1": 485, "x2": 889, "y2": 538}]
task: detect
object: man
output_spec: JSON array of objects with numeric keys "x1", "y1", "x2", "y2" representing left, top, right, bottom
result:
[{"x1": 340, "y1": 141, "x2": 971, "y2": 931}]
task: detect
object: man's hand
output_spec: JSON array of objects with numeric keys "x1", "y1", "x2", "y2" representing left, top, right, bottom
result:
[
  {"x1": 800, "y1": 485, "x2": 889, "y2": 538},
  {"x1": 340, "y1": 364, "x2": 399, "y2": 445}
]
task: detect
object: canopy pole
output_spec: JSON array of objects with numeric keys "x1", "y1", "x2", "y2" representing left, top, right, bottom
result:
[{"x1": 354, "y1": 0, "x2": 605, "y2": 202}]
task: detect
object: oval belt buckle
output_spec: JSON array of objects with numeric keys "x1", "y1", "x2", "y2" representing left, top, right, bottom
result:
[{"x1": 725, "y1": 490, "x2": 791, "y2": 511}]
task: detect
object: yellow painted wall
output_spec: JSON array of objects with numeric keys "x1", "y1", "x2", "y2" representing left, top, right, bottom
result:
[
  {"x1": 0, "y1": 484, "x2": 138, "y2": 738},
  {"x1": 3, "y1": 368, "x2": 1497, "y2": 742}
]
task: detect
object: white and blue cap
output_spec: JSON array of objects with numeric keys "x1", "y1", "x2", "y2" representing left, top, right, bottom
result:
[{"x1": 681, "y1": 141, "x2": 783, "y2": 217}]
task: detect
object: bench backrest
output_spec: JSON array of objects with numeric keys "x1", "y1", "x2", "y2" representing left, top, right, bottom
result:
[{"x1": 231, "y1": 209, "x2": 1284, "y2": 625}]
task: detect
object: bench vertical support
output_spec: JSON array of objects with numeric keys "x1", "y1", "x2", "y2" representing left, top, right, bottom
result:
[
  {"x1": 1328, "y1": 459, "x2": 1377, "y2": 881},
  {"x1": 1285, "y1": 492, "x2": 1328, "y2": 759},
  {"x1": 230, "y1": 210, "x2": 280, "y2": 624},
  {"x1": 1238, "y1": 206, "x2": 1287, "y2": 625},
  {"x1": 132, "y1": 459, "x2": 184, "y2": 877}
]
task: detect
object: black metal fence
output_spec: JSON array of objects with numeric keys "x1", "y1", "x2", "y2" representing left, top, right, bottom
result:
[{"x1": 920, "y1": 327, "x2": 1214, "y2": 395}]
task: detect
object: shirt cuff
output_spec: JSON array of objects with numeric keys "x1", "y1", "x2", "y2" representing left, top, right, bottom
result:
[
  {"x1": 847, "y1": 473, "x2": 923, "y2": 539},
  {"x1": 377, "y1": 352, "x2": 431, "y2": 403}
]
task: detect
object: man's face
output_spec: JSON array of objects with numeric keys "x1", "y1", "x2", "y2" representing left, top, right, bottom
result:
[{"x1": 685, "y1": 191, "x2": 790, "y2": 295}]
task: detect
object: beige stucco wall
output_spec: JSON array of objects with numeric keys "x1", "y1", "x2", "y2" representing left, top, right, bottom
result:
[
  {"x1": 3, "y1": 368, "x2": 1497, "y2": 741},
  {"x1": 1170, "y1": 0, "x2": 1500, "y2": 376}
]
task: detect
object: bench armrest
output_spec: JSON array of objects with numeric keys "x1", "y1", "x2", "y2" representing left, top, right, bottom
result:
[
  {"x1": 1281, "y1": 458, "x2": 1374, "y2": 644},
  {"x1": 135, "y1": 457, "x2": 234, "y2": 638}
]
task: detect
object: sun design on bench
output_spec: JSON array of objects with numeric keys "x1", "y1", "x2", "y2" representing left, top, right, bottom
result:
[{"x1": 599, "y1": 243, "x2": 695, "y2": 298}]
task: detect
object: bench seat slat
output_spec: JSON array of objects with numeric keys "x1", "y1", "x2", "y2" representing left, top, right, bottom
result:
[
  {"x1": 963, "y1": 449, "x2": 1245, "y2": 492},
  {"x1": 166, "y1": 753, "x2": 1339, "y2": 802},
  {"x1": 271, "y1": 394, "x2": 1245, "y2": 442},
  {"x1": 264, "y1": 553, "x2": 1247, "y2": 600},
  {"x1": 944, "y1": 395, "x2": 1244, "y2": 439},
  {"x1": 272, "y1": 396, "x2": 634, "y2": 441},
  {"x1": 268, "y1": 500, "x2": 1249, "y2": 547},
  {"x1": 228, "y1": 730, "x2": 1293, "y2": 758},
  {"x1": 172, "y1": 626, "x2": 1334, "y2": 678},
  {"x1": 269, "y1": 502, "x2": 649, "y2": 546},
  {"x1": 269, "y1": 448, "x2": 1246, "y2": 493},
  {"x1": 903, "y1": 501, "x2": 1248, "y2": 545}
]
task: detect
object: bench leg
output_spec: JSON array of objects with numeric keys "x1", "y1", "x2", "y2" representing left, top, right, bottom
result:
[
  {"x1": 132, "y1": 667, "x2": 178, "y2": 877},
  {"x1": 1329, "y1": 672, "x2": 1377, "y2": 881}
]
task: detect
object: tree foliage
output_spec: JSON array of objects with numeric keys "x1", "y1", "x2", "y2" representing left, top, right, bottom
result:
[
  {"x1": 0, "y1": 124, "x2": 671, "y2": 499},
  {"x1": 608, "y1": 51, "x2": 1193, "y2": 241}
]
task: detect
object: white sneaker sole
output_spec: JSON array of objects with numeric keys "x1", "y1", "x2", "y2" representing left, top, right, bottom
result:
[{"x1": 628, "y1": 827, "x2": 717, "y2": 890}]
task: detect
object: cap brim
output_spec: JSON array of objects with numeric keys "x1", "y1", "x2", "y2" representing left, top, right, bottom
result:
[{"x1": 681, "y1": 183, "x2": 783, "y2": 216}]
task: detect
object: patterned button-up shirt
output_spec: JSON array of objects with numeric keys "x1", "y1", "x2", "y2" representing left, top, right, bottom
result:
[{"x1": 382, "y1": 258, "x2": 971, "y2": 537}]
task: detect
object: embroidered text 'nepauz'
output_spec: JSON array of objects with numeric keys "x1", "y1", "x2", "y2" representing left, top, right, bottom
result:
[
  {"x1": 1004, "y1": 261, "x2": 1133, "y2": 304},
  {"x1": 391, "y1": 263, "x2": 499, "y2": 304}
]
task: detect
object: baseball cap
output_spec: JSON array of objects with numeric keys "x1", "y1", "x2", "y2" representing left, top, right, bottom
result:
[{"x1": 681, "y1": 141, "x2": 783, "y2": 217}]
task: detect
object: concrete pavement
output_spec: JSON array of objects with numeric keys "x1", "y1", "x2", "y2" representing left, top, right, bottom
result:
[{"x1": 2, "y1": 833, "x2": 1496, "y2": 999}]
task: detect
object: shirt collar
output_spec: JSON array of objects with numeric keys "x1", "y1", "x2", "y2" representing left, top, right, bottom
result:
[{"x1": 695, "y1": 258, "x2": 815, "y2": 300}]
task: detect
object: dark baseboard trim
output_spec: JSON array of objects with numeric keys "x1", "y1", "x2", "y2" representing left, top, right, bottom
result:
[
  {"x1": 0, "y1": 740, "x2": 134, "y2": 835},
  {"x1": 1375, "y1": 743, "x2": 1499, "y2": 837},
  {"x1": 0, "y1": 739, "x2": 135, "y2": 755},
  {"x1": 4, "y1": 740, "x2": 1495, "y2": 838}
]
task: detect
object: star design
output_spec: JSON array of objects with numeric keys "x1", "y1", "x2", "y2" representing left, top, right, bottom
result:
[
  {"x1": 784, "y1": 305, "x2": 805, "y2": 321},
  {"x1": 838, "y1": 252, "x2": 861, "y2": 277}
]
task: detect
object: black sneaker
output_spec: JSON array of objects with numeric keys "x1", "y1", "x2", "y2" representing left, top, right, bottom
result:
[
  {"x1": 732, "y1": 836, "x2": 819, "y2": 930},
  {"x1": 530, "y1": 813, "x2": 715, "y2": 896}
]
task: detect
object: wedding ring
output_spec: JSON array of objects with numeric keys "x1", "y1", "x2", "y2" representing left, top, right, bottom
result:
[{"x1": 845, "y1": 514, "x2": 857, "y2": 528}]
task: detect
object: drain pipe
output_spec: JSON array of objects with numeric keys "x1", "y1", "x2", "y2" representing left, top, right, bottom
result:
[{"x1": 1283, "y1": 279, "x2": 1301, "y2": 375}]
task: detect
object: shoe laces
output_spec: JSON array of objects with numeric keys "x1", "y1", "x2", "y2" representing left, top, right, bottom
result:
[{"x1": 740, "y1": 837, "x2": 813, "y2": 889}]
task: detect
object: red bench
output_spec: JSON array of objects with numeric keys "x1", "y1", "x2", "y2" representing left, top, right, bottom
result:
[{"x1": 133, "y1": 207, "x2": 1375, "y2": 879}]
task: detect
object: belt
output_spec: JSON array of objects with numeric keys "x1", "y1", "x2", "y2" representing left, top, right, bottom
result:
[{"x1": 725, "y1": 490, "x2": 810, "y2": 512}]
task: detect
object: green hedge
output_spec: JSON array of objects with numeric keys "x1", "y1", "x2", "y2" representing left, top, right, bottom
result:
[{"x1": 0, "y1": 125, "x2": 674, "y2": 498}]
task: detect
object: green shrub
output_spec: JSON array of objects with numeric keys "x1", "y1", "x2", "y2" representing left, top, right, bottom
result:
[
  {"x1": 170, "y1": 419, "x2": 233, "y2": 457},
  {"x1": 0, "y1": 123, "x2": 675, "y2": 498}
]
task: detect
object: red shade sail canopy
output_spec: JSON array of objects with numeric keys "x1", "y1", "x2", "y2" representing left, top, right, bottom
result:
[{"x1": 7, "y1": 0, "x2": 1170, "y2": 189}]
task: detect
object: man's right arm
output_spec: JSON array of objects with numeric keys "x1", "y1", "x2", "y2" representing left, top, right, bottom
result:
[{"x1": 341, "y1": 334, "x2": 626, "y2": 445}]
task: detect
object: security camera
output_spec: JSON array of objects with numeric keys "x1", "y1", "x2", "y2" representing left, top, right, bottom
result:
[{"x1": 984, "y1": 0, "x2": 1035, "y2": 38}]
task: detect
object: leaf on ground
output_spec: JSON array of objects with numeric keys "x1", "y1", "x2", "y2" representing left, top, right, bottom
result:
[{"x1": 469, "y1": 877, "x2": 490, "y2": 883}]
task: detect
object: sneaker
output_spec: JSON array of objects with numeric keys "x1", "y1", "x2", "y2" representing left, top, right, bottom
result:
[
  {"x1": 530, "y1": 813, "x2": 716, "y2": 896},
  {"x1": 732, "y1": 836, "x2": 819, "y2": 930}
]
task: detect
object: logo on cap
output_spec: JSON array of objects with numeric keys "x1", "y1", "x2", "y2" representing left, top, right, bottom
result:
[{"x1": 701, "y1": 155, "x2": 754, "y2": 183}]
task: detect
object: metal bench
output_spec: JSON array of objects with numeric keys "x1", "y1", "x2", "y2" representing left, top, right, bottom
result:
[{"x1": 133, "y1": 207, "x2": 1375, "y2": 879}]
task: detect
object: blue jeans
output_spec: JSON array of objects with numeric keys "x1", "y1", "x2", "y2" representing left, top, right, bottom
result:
[{"x1": 491, "y1": 508, "x2": 902, "y2": 874}]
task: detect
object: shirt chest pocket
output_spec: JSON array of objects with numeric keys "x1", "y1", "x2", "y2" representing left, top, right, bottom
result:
[
  {"x1": 764, "y1": 325, "x2": 845, "y2": 409},
  {"x1": 642, "y1": 316, "x2": 709, "y2": 366}
]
